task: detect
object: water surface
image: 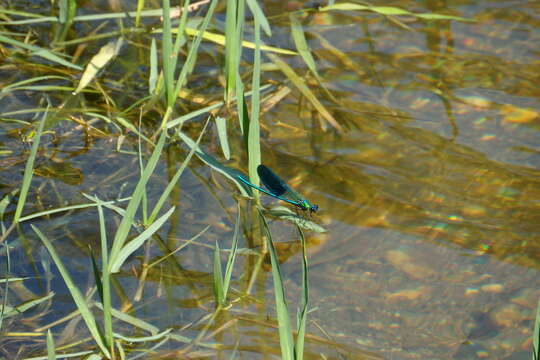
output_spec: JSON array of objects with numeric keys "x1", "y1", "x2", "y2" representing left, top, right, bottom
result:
[{"x1": 1, "y1": 0, "x2": 539, "y2": 359}]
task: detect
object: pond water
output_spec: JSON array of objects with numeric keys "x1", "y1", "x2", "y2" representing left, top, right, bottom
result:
[{"x1": 1, "y1": 0, "x2": 539, "y2": 359}]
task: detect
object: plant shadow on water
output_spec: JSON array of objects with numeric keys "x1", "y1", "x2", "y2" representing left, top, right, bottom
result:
[{"x1": 0, "y1": 0, "x2": 539, "y2": 359}]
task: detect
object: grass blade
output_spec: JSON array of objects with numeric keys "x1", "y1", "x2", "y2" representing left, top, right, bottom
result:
[
  {"x1": 237, "y1": 81, "x2": 247, "y2": 137},
  {"x1": 93, "y1": 302, "x2": 158, "y2": 335},
  {"x1": 222, "y1": 205, "x2": 241, "y2": 302},
  {"x1": 14, "y1": 106, "x2": 47, "y2": 223},
  {"x1": 0, "y1": 34, "x2": 82, "y2": 70},
  {"x1": 246, "y1": 0, "x2": 271, "y2": 36},
  {"x1": 0, "y1": 190, "x2": 17, "y2": 232},
  {"x1": 320, "y1": 3, "x2": 473, "y2": 22},
  {"x1": 1, "y1": 75, "x2": 70, "y2": 94},
  {"x1": 113, "y1": 328, "x2": 172, "y2": 343},
  {"x1": 224, "y1": 0, "x2": 240, "y2": 102},
  {"x1": 85, "y1": 353, "x2": 103, "y2": 360},
  {"x1": 46, "y1": 329, "x2": 56, "y2": 360},
  {"x1": 1, "y1": 292, "x2": 54, "y2": 318},
  {"x1": 258, "y1": 210, "x2": 294, "y2": 360},
  {"x1": 148, "y1": 117, "x2": 210, "y2": 224},
  {"x1": 167, "y1": 102, "x2": 222, "y2": 129},
  {"x1": 170, "y1": 0, "x2": 191, "y2": 75},
  {"x1": 162, "y1": 0, "x2": 175, "y2": 106},
  {"x1": 18, "y1": 198, "x2": 128, "y2": 223},
  {"x1": 295, "y1": 226, "x2": 309, "y2": 360},
  {"x1": 215, "y1": 116, "x2": 230, "y2": 160},
  {"x1": 288, "y1": 12, "x2": 338, "y2": 105},
  {"x1": 135, "y1": 0, "x2": 145, "y2": 27},
  {"x1": 55, "y1": 0, "x2": 76, "y2": 43},
  {"x1": 147, "y1": 225, "x2": 210, "y2": 269},
  {"x1": 533, "y1": 297, "x2": 540, "y2": 360},
  {"x1": 32, "y1": 225, "x2": 111, "y2": 358},
  {"x1": 289, "y1": 13, "x2": 319, "y2": 78},
  {"x1": 213, "y1": 240, "x2": 224, "y2": 304},
  {"x1": 180, "y1": 27, "x2": 296, "y2": 55},
  {"x1": 90, "y1": 251, "x2": 104, "y2": 307},
  {"x1": 96, "y1": 202, "x2": 113, "y2": 352},
  {"x1": 110, "y1": 206, "x2": 175, "y2": 273},
  {"x1": 149, "y1": 38, "x2": 158, "y2": 94},
  {"x1": 109, "y1": 131, "x2": 167, "y2": 271},
  {"x1": 247, "y1": 16, "x2": 261, "y2": 186},
  {"x1": 172, "y1": 0, "x2": 219, "y2": 101},
  {"x1": 164, "y1": 83, "x2": 273, "y2": 129}
]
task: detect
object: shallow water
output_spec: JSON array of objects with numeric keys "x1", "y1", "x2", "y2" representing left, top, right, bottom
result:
[
  {"x1": 1, "y1": 0, "x2": 539, "y2": 359},
  {"x1": 265, "y1": 1, "x2": 540, "y2": 358}
]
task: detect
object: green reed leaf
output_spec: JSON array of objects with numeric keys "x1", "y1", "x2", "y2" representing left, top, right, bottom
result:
[
  {"x1": 295, "y1": 226, "x2": 309, "y2": 359},
  {"x1": 113, "y1": 328, "x2": 172, "y2": 343},
  {"x1": 162, "y1": 0, "x2": 175, "y2": 106},
  {"x1": 109, "y1": 131, "x2": 166, "y2": 270},
  {"x1": 172, "y1": 0, "x2": 219, "y2": 101},
  {"x1": 215, "y1": 116, "x2": 230, "y2": 160},
  {"x1": 213, "y1": 240, "x2": 224, "y2": 304},
  {"x1": 96, "y1": 202, "x2": 113, "y2": 351},
  {"x1": 289, "y1": 13, "x2": 319, "y2": 78},
  {"x1": 225, "y1": 0, "x2": 242, "y2": 102},
  {"x1": 149, "y1": 38, "x2": 158, "y2": 94},
  {"x1": 14, "y1": 106, "x2": 47, "y2": 223},
  {"x1": 0, "y1": 34, "x2": 82, "y2": 70},
  {"x1": 148, "y1": 117, "x2": 210, "y2": 224},
  {"x1": 1, "y1": 292, "x2": 54, "y2": 318},
  {"x1": 110, "y1": 206, "x2": 175, "y2": 273},
  {"x1": 222, "y1": 205, "x2": 241, "y2": 303},
  {"x1": 32, "y1": 225, "x2": 110, "y2": 358},
  {"x1": 248, "y1": 16, "x2": 261, "y2": 187},
  {"x1": 46, "y1": 329, "x2": 56, "y2": 360},
  {"x1": 246, "y1": 0, "x2": 271, "y2": 36},
  {"x1": 258, "y1": 209, "x2": 294, "y2": 360}
]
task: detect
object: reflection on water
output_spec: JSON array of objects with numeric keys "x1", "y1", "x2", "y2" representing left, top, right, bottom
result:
[{"x1": 260, "y1": 1, "x2": 540, "y2": 358}]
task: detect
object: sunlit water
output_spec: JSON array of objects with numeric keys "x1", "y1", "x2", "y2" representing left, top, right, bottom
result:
[
  {"x1": 1, "y1": 0, "x2": 539, "y2": 359},
  {"x1": 265, "y1": 1, "x2": 540, "y2": 358}
]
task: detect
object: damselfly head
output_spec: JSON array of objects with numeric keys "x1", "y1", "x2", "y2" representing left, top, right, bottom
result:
[{"x1": 301, "y1": 200, "x2": 318, "y2": 213}]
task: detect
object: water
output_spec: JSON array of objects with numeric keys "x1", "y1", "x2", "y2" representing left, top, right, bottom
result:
[{"x1": 1, "y1": 0, "x2": 539, "y2": 358}]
